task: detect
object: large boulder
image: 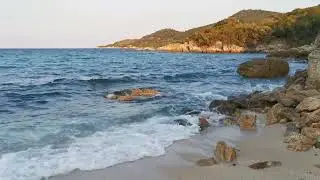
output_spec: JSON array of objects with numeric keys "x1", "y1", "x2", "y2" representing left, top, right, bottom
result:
[
  {"x1": 214, "y1": 141, "x2": 237, "y2": 162},
  {"x1": 249, "y1": 161, "x2": 282, "y2": 170},
  {"x1": 296, "y1": 96, "x2": 320, "y2": 112},
  {"x1": 237, "y1": 58, "x2": 289, "y2": 78},
  {"x1": 307, "y1": 49, "x2": 320, "y2": 89}
]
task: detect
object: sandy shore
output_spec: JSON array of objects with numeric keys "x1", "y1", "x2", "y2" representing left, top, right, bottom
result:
[
  {"x1": 50, "y1": 119, "x2": 320, "y2": 180},
  {"x1": 167, "y1": 124, "x2": 320, "y2": 180}
]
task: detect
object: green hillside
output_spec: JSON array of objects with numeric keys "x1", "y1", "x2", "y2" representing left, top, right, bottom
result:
[{"x1": 102, "y1": 5, "x2": 320, "y2": 49}]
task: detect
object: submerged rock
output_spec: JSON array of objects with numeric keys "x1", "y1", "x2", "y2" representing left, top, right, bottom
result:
[
  {"x1": 249, "y1": 161, "x2": 282, "y2": 170},
  {"x1": 214, "y1": 141, "x2": 237, "y2": 162},
  {"x1": 196, "y1": 157, "x2": 218, "y2": 166},
  {"x1": 237, "y1": 58, "x2": 289, "y2": 78},
  {"x1": 105, "y1": 88, "x2": 160, "y2": 101}
]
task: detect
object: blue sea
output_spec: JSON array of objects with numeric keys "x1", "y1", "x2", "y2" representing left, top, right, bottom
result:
[{"x1": 0, "y1": 49, "x2": 306, "y2": 180}]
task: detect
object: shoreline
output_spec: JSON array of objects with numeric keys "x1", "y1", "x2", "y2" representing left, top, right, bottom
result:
[
  {"x1": 97, "y1": 46, "x2": 264, "y2": 54},
  {"x1": 49, "y1": 112, "x2": 266, "y2": 180},
  {"x1": 49, "y1": 116, "x2": 320, "y2": 180}
]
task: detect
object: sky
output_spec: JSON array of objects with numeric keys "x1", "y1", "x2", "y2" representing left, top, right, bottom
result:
[{"x1": 0, "y1": 0, "x2": 319, "y2": 48}]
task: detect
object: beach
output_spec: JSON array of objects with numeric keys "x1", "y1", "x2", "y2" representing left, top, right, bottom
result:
[{"x1": 50, "y1": 113, "x2": 320, "y2": 180}]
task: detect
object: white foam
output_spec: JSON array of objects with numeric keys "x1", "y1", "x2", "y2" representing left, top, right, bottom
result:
[
  {"x1": 78, "y1": 75, "x2": 101, "y2": 81},
  {"x1": 0, "y1": 115, "x2": 199, "y2": 180}
]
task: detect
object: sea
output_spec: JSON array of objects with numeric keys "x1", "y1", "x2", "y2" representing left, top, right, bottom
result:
[{"x1": 0, "y1": 49, "x2": 307, "y2": 180}]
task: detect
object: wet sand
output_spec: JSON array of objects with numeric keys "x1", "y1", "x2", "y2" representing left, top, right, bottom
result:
[{"x1": 50, "y1": 116, "x2": 320, "y2": 180}]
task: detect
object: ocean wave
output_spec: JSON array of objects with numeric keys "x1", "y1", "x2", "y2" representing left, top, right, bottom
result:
[
  {"x1": 2, "y1": 75, "x2": 138, "y2": 88},
  {"x1": 80, "y1": 76, "x2": 136, "y2": 85},
  {"x1": 164, "y1": 72, "x2": 209, "y2": 82},
  {"x1": 6, "y1": 91, "x2": 68, "y2": 100},
  {"x1": 0, "y1": 115, "x2": 200, "y2": 180}
]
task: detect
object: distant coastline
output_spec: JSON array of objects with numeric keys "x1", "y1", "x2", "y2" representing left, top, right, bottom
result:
[{"x1": 99, "y1": 5, "x2": 320, "y2": 58}]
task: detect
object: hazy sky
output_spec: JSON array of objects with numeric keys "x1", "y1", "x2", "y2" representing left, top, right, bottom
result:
[{"x1": 0, "y1": 0, "x2": 319, "y2": 48}]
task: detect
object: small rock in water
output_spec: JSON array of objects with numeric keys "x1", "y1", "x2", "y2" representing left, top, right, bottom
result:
[
  {"x1": 196, "y1": 157, "x2": 218, "y2": 166},
  {"x1": 249, "y1": 161, "x2": 282, "y2": 170}
]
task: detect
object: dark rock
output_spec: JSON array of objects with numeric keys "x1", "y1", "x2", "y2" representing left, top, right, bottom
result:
[
  {"x1": 174, "y1": 119, "x2": 192, "y2": 127},
  {"x1": 249, "y1": 161, "x2": 282, "y2": 170},
  {"x1": 237, "y1": 58, "x2": 289, "y2": 78},
  {"x1": 196, "y1": 157, "x2": 218, "y2": 166},
  {"x1": 209, "y1": 100, "x2": 240, "y2": 116},
  {"x1": 209, "y1": 91, "x2": 278, "y2": 115}
]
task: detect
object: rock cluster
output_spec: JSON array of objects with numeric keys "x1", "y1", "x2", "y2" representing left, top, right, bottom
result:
[
  {"x1": 210, "y1": 47, "x2": 320, "y2": 152},
  {"x1": 267, "y1": 33, "x2": 320, "y2": 60}
]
